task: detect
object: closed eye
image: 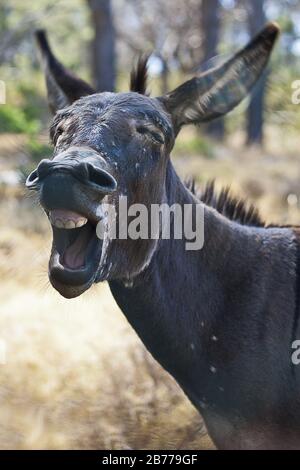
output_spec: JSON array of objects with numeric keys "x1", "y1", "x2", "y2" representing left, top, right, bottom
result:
[
  {"x1": 136, "y1": 125, "x2": 164, "y2": 144},
  {"x1": 52, "y1": 125, "x2": 64, "y2": 145}
]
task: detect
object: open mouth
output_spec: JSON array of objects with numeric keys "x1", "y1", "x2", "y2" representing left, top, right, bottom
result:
[{"x1": 48, "y1": 209, "x2": 103, "y2": 298}]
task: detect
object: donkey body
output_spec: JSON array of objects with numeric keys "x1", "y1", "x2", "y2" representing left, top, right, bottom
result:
[
  {"x1": 26, "y1": 24, "x2": 300, "y2": 449},
  {"x1": 110, "y1": 178, "x2": 300, "y2": 449}
]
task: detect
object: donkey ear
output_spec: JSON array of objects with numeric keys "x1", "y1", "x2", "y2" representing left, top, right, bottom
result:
[
  {"x1": 158, "y1": 23, "x2": 279, "y2": 133},
  {"x1": 35, "y1": 29, "x2": 95, "y2": 114}
]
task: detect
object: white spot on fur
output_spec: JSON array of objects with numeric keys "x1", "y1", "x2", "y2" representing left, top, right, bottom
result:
[
  {"x1": 199, "y1": 400, "x2": 207, "y2": 409},
  {"x1": 123, "y1": 279, "x2": 134, "y2": 288}
]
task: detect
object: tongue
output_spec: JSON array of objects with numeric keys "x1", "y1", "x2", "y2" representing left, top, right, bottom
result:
[{"x1": 63, "y1": 226, "x2": 91, "y2": 270}]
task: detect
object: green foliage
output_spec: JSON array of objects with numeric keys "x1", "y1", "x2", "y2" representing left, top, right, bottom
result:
[
  {"x1": 17, "y1": 83, "x2": 45, "y2": 122},
  {"x1": 0, "y1": 104, "x2": 39, "y2": 134},
  {"x1": 174, "y1": 133, "x2": 215, "y2": 159},
  {"x1": 267, "y1": 68, "x2": 300, "y2": 131}
]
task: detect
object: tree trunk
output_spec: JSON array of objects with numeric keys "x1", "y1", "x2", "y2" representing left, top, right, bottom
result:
[
  {"x1": 87, "y1": 0, "x2": 116, "y2": 92},
  {"x1": 201, "y1": 0, "x2": 224, "y2": 140},
  {"x1": 246, "y1": 0, "x2": 267, "y2": 146},
  {"x1": 160, "y1": 55, "x2": 169, "y2": 95}
]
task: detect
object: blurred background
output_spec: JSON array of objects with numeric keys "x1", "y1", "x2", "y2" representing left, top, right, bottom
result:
[{"x1": 0, "y1": 0, "x2": 300, "y2": 450}]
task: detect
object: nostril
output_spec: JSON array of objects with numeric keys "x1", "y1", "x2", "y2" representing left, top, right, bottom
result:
[
  {"x1": 25, "y1": 168, "x2": 39, "y2": 189},
  {"x1": 87, "y1": 164, "x2": 117, "y2": 193},
  {"x1": 26, "y1": 158, "x2": 53, "y2": 190}
]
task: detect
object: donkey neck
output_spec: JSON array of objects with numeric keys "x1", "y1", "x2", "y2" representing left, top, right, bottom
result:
[
  {"x1": 108, "y1": 161, "x2": 296, "y2": 411},
  {"x1": 109, "y1": 164, "x2": 246, "y2": 364}
]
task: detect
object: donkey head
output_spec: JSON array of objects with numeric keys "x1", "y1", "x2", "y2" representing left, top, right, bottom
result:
[{"x1": 27, "y1": 24, "x2": 279, "y2": 298}]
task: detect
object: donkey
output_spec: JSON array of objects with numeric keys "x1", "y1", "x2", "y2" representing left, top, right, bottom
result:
[{"x1": 26, "y1": 23, "x2": 300, "y2": 449}]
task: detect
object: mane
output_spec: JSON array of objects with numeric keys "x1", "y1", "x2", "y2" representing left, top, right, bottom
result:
[
  {"x1": 186, "y1": 180, "x2": 265, "y2": 228},
  {"x1": 130, "y1": 55, "x2": 149, "y2": 94}
]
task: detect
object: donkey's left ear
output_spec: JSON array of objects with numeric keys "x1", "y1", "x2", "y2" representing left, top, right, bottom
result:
[
  {"x1": 158, "y1": 22, "x2": 279, "y2": 133},
  {"x1": 35, "y1": 29, "x2": 95, "y2": 114}
]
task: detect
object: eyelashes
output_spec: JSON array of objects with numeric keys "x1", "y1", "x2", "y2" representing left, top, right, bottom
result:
[
  {"x1": 136, "y1": 125, "x2": 165, "y2": 144},
  {"x1": 52, "y1": 126, "x2": 64, "y2": 145}
]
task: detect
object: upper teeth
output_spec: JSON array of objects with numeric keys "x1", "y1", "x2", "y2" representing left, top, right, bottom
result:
[{"x1": 50, "y1": 215, "x2": 88, "y2": 229}]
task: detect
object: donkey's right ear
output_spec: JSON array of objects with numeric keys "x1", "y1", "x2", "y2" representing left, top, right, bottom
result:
[{"x1": 35, "y1": 30, "x2": 94, "y2": 114}]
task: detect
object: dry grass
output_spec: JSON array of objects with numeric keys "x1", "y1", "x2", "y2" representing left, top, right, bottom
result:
[
  {"x1": 0, "y1": 281, "x2": 211, "y2": 449},
  {"x1": 0, "y1": 126, "x2": 299, "y2": 449},
  {"x1": 0, "y1": 228, "x2": 210, "y2": 449}
]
